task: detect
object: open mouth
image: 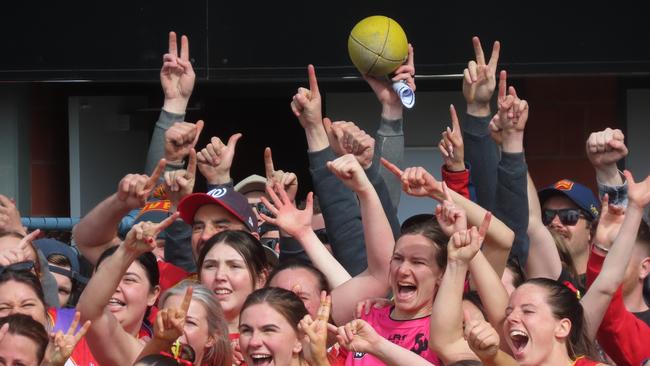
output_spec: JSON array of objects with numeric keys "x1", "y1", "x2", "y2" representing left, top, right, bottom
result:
[
  {"x1": 509, "y1": 329, "x2": 529, "y2": 356},
  {"x1": 213, "y1": 288, "x2": 233, "y2": 297},
  {"x1": 396, "y1": 282, "x2": 417, "y2": 301},
  {"x1": 249, "y1": 353, "x2": 273, "y2": 366},
  {"x1": 107, "y1": 298, "x2": 126, "y2": 310}
]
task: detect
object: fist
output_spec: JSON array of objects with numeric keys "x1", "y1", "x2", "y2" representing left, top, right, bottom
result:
[{"x1": 586, "y1": 127, "x2": 628, "y2": 168}]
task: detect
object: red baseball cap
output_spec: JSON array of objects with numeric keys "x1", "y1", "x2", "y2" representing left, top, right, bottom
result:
[{"x1": 177, "y1": 187, "x2": 258, "y2": 233}]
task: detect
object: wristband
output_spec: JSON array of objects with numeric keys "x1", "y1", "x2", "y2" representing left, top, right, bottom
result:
[{"x1": 166, "y1": 160, "x2": 185, "y2": 170}]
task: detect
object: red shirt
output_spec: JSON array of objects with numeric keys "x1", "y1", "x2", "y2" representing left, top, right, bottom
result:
[{"x1": 586, "y1": 249, "x2": 650, "y2": 366}]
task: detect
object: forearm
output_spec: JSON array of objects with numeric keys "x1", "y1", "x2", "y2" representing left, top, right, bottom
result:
[
  {"x1": 592, "y1": 203, "x2": 644, "y2": 295},
  {"x1": 145, "y1": 109, "x2": 186, "y2": 174},
  {"x1": 374, "y1": 337, "x2": 436, "y2": 366},
  {"x1": 469, "y1": 252, "x2": 509, "y2": 340},
  {"x1": 304, "y1": 125, "x2": 330, "y2": 153},
  {"x1": 72, "y1": 194, "x2": 129, "y2": 265},
  {"x1": 295, "y1": 231, "x2": 351, "y2": 288},
  {"x1": 430, "y1": 260, "x2": 467, "y2": 353},
  {"x1": 375, "y1": 116, "x2": 404, "y2": 210},
  {"x1": 366, "y1": 163, "x2": 400, "y2": 239},
  {"x1": 598, "y1": 175, "x2": 628, "y2": 207},
  {"x1": 78, "y1": 245, "x2": 137, "y2": 322},
  {"x1": 525, "y1": 173, "x2": 562, "y2": 279},
  {"x1": 357, "y1": 183, "x2": 395, "y2": 282}
]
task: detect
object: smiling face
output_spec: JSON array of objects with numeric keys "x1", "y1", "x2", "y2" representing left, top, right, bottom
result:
[
  {"x1": 239, "y1": 303, "x2": 302, "y2": 366},
  {"x1": 504, "y1": 283, "x2": 571, "y2": 365},
  {"x1": 104, "y1": 261, "x2": 159, "y2": 335},
  {"x1": 199, "y1": 243, "x2": 258, "y2": 326},
  {"x1": 162, "y1": 295, "x2": 213, "y2": 366},
  {"x1": 0, "y1": 280, "x2": 47, "y2": 327},
  {"x1": 0, "y1": 332, "x2": 41, "y2": 366},
  {"x1": 389, "y1": 233, "x2": 443, "y2": 319}
]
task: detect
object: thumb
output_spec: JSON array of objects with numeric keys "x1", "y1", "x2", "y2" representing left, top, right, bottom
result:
[
  {"x1": 322, "y1": 117, "x2": 333, "y2": 136},
  {"x1": 191, "y1": 120, "x2": 205, "y2": 148},
  {"x1": 227, "y1": 133, "x2": 243, "y2": 149}
]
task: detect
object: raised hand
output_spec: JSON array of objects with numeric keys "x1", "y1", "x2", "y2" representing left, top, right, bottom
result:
[
  {"x1": 123, "y1": 213, "x2": 179, "y2": 255},
  {"x1": 594, "y1": 194, "x2": 625, "y2": 251},
  {"x1": 0, "y1": 229, "x2": 40, "y2": 266},
  {"x1": 42, "y1": 311, "x2": 91, "y2": 366},
  {"x1": 300, "y1": 291, "x2": 333, "y2": 366},
  {"x1": 155, "y1": 286, "x2": 193, "y2": 342},
  {"x1": 0, "y1": 195, "x2": 25, "y2": 235},
  {"x1": 326, "y1": 154, "x2": 372, "y2": 194},
  {"x1": 381, "y1": 158, "x2": 442, "y2": 199},
  {"x1": 264, "y1": 148, "x2": 298, "y2": 202},
  {"x1": 164, "y1": 120, "x2": 204, "y2": 163},
  {"x1": 164, "y1": 149, "x2": 197, "y2": 206},
  {"x1": 197, "y1": 133, "x2": 242, "y2": 185},
  {"x1": 161, "y1": 32, "x2": 196, "y2": 114},
  {"x1": 438, "y1": 104, "x2": 465, "y2": 172},
  {"x1": 363, "y1": 44, "x2": 416, "y2": 120},
  {"x1": 490, "y1": 71, "x2": 528, "y2": 152},
  {"x1": 586, "y1": 128, "x2": 628, "y2": 186},
  {"x1": 259, "y1": 183, "x2": 313, "y2": 240},
  {"x1": 435, "y1": 183, "x2": 467, "y2": 236},
  {"x1": 463, "y1": 37, "x2": 500, "y2": 116},
  {"x1": 463, "y1": 311, "x2": 500, "y2": 361},
  {"x1": 116, "y1": 159, "x2": 166, "y2": 210},
  {"x1": 291, "y1": 65, "x2": 323, "y2": 129},
  {"x1": 336, "y1": 319, "x2": 382, "y2": 355},
  {"x1": 447, "y1": 226, "x2": 482, "y2": 264},
  {"x1": 626, "y1": 170, "x2": 650, "y2": 209},
  {"x1": 323, "y1": 119, "x2": 375, "y2": 169}
]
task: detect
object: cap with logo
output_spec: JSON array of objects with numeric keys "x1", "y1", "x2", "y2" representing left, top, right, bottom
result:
[
  {"x1": 538, "y1": 179, "x2": 600, "y2": 221},
  {"x1": 177, "y1": 187, "x2": 258, "y2": 233}
]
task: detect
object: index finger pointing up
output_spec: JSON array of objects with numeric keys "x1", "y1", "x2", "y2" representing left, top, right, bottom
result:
[
  {"x1": 264, "y1": 147, "x2": 275, "y2": 178},
  {"x1": 181, "y1": 286, "x2": 193, "y2": 314},
  {"x1": 147, "y1": 159, "x2": 167, "y2": 189},
  {"x1": 307, "y1": 64, "x2": 320, "y2": 97},
  {"x1": 449, "y1": 104, "x2": 460, "y2": 133},
  {"x1": 168, "y1": 31, "x2": 178, "y2": 57},
  {"x1": 498, "y1": 70, "x2": 507, "y2": 100},
  {"x1": 472, "y1": 36, "x2": 486, "y2": 66}
]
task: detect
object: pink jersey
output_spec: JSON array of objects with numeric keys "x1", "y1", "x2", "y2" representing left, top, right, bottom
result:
[{"x1": 344, "y1": 306, "x2": 441, "y2": 366}]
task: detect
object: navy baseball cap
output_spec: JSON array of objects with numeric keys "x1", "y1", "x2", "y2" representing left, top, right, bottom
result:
[
  {"x1": 35, "y1": 239, "x2": 88, "y2": 284},
  {"x1": 177, "y1": 187, "x2": 258, "y2": 233},
  {"x1": 538, "y1": 179, "x2": 600, "y2": 221}
]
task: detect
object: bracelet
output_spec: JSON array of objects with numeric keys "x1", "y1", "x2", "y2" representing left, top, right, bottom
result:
[{"x1": 593, "y1": 242, "x2": 610, "y2": 253}]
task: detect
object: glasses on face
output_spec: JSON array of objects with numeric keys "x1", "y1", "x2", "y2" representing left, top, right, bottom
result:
[
  {"x1": 314, "y1": 228, "x2": 328, "y2": 244},
  {"x1": 0, "y1": 261, "x2": 36, "y2": 275},
  {"x1": 542, "y1": 208, "x2": 584, "y2": 226},
  {"x1": 260, "y1": 237, "x2": 280, "y2": 250}
]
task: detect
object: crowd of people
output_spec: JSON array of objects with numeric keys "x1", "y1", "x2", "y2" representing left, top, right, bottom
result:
[{"x1": 0, "y1": 31, "x2": 649, "y2": 366}]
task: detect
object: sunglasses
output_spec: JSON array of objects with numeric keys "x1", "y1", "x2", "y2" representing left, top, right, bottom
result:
[
  {"x1": 542, "y1": 208, "x2": 584, "y2": 226},
  {"x1": 251, "y1": 202, "x2": 275, "y2": 218},
  {"x1": 0, "y1": 261, "x2": 36, "y2": 275},
  {"x1": 260, "y1": 237, "x2": 280, "y2": 250}
]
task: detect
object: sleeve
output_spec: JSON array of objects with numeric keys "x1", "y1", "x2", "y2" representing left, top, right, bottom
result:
[
  {"x1": 494, "y1": 152, "x2": 530, "y2": 268},
  {"x1": 441, "y1": 166, "x2": 470, "y2": 200},
  {"x1": 586, "y1": 249, "x2": 650, "y2": 366},
  {"x1": 145, "y1": 109, "x2": 186, "y2": 175},
  {"x1": 375, "y1": 116, "x2": 404, "y2": 213},
  {"x1": 461, "y1": 113, "x2": 499, "y2": 212},
  {"x1": 366, "y1": 161, "x2": 400, "y2": 240},
  {"x1": 598, "y1": 179, "x2": 628, "y2": 208},
  {"x1": 309, "y1": 147, "x2": 367, "y2": 276},
  {"x1": 278, "y1": 236, "x2": 311, "y2": 264}
]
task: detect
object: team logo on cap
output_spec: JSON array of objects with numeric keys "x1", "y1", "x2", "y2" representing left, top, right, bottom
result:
[
  {"x1": 207, "y1": 188, "x2": 227, "y2": 198},
  {"x1": 554, "y1": 180, "x2": 574, "y2": 191}
]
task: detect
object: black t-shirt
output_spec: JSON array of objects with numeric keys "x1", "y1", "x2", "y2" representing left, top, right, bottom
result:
[{"x1": 634, "y1": 308, "x2": 650, "y2": 327}]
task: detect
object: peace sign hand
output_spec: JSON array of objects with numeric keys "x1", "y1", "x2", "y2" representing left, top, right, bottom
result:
[
  {"x1": 42, "y1": 311, "x2": 91, "y2": 366},
  {"x1": 264, "y1": 148, "x2": 298, "y2": 203},
  {"x1": 116, "y1": 159, "x2": 166, "y2": 210},
  {"x1": 164, "y1": 149, "x2": 197, "y2": 207},
  {"x1": 463, "y1": 37, "x2": 500, "y2": 114},
  {"x1": 161, "y1": 32, "x2": 196, "y2": 114}
]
